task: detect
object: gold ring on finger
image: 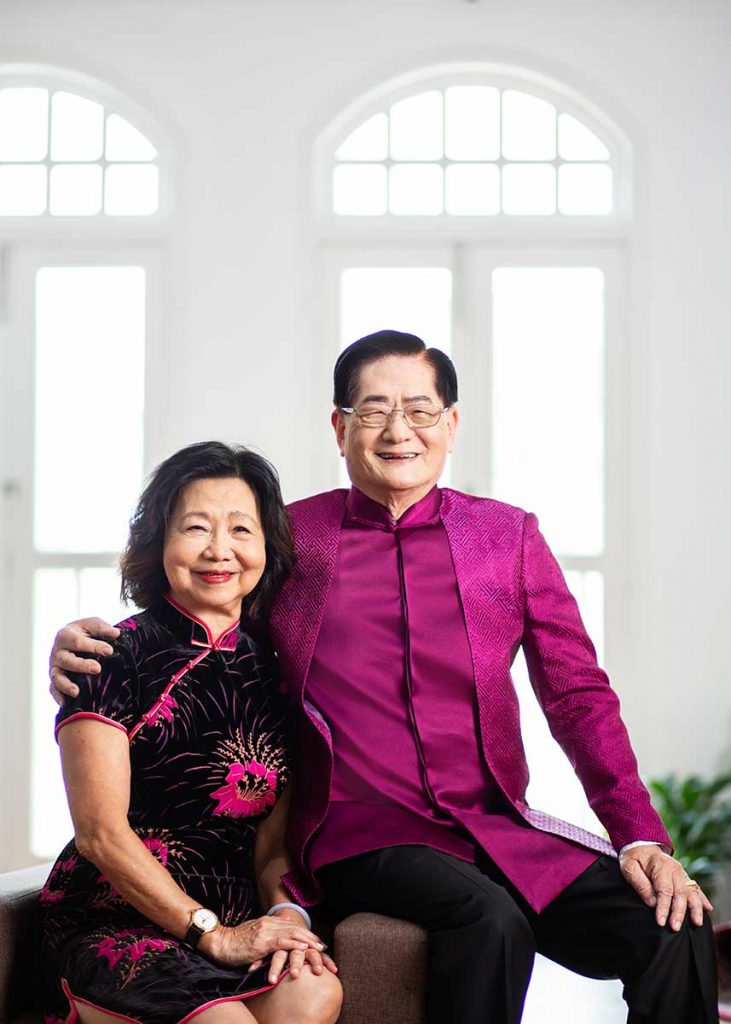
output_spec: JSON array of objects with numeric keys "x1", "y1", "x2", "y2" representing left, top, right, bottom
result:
[{"x1": 684, "y1": 878, "x2": 699, "y2": 888}]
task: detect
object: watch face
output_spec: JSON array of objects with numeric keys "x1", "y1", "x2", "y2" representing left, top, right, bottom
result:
[{"x1": 192, "y1": 908, "x2": 219, "y2": 933}]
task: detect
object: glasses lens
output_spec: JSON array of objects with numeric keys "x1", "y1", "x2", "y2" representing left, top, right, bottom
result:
[
  {"x1": 359, "y1": 411, "x2": 389, "y2": 426},
  {"x1": 407, "y1": 408, "x2": 441, "y2": 426}
]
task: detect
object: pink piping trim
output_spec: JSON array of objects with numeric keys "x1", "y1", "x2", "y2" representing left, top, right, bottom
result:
[
  {"x1": 164, "y1": 594, "x2": 240, "y2": 649},
  {"x1": 176, "y1": 970, "x2": 290, "y2": 1024},
  {"x1": 128, "y1": 649, "x2": 208, "y2": 742},
  {"x1": 60, "y1": 970, "x2": 289, "y2": 1024},
  {"x1": 62, "y1": 979, "x2": 137, "y2": 1024},
  {"x1": 56, "y1": 713, "x2": 128, "y2": 741}
]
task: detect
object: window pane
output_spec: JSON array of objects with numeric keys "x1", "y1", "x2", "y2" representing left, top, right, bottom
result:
[
  {"x1": 105, "y1": 113, "x2": 158, "y2": 161},
  {"x1": 0, "y1": 164, "x2": 47, "y2": 215},
  {"x1": 512, "y1": 649, "x2": 605, "y2": 835},
  {"x1": 49, "y1": 164, "x2": 103, "y2": 216},
  {"x1": 564, "y1": 570, "x2": 604, "y2": 664},
  {"x1": 513, "y1": 569, "x2": 604, "y2": 834},
  {"x1": 501, "y1": 164, "x2": 556, "y2": 215},
  {"x1": 501, "y1": 91, "x2": 556, "y2": 161},
  {"x1": 333, "y1": 164, "x2": 387, "y2": 216},
  {"x1": 30, "y1": 567, "x2": 131, "y2": 859},
  {"x1": 492, "y1": 267, "x2": 604, "y2": 556},
  {"x1": 339, "y1": 266, "x2": 453, "y2": 486},
  {"x1": 389, "y1": 164, "x2": 443, "y2": 216},
  {"x1": 0, "y1": 87, "x2": 48, "y2": 161},
  {"x1": 30, "y1": 568, "x2": 76, "y2": 859},
  {"x1": 50, "y1": 91, "x2": 104, "y2": 162},
  {"x1": 389, "y1": 91, "x2": 443, "y2": 161},
  {"x1": 558, "y1": 164, "x2": 613, "y2": 215},
  {"x1": 34, "y1": 266, "x2": 146, "y2": 552},
  {"x1": 445, "y1": 164, "x2": 499, "y2": 216},
  {"x1": 104, "y1": 164, "x2": 159, "y2": 215},
  {"x1": 340, "y1": 267, "x2": 452, "y2": 354},
  {"x1": 558, "y1": 113, "x2": 610, "y2": 161},
  {"x1": 336, "y1": 113, "x2": 388, "y2": 162},
  {"x1": 444, "y1": 86, "x2": 500, "y2": 161}
]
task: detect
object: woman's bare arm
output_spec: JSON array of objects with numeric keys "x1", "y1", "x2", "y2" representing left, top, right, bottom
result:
[
  {"x1": 59, "y1": 719, "x2": 323, "y2": 966},
  {"x1": 253, "y1": 783, "x2": 337, "y2": 983}
]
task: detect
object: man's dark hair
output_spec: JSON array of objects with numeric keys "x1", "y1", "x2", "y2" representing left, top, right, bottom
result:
[
  {"x1": 333, "y1": 329, "x2": 459, "y2": 408},
  {"x1": 119, "y1": 441, "x2": 294, "y2": 623}
]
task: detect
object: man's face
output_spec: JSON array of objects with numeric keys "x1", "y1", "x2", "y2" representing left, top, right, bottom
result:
[{"x1": 332, "y1": 354, "x2": 458, "y2": 506}]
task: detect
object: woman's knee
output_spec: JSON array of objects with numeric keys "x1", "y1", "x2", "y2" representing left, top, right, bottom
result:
[
  {"x1": 292, "y1": 967, "x2": 343, "y2": 1024},
  {"x1": 252, "y1": 966, "x2": 343, "y2": 1024}
]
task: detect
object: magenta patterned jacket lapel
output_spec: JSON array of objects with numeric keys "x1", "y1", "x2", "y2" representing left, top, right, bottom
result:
[{"x1": 272, "y1": 488, "x2": 670, "y2": 905}]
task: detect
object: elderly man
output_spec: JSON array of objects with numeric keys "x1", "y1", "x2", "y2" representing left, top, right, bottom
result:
[{"x1": 51, "y1": 331, "x2": 717, "y2": 1023}]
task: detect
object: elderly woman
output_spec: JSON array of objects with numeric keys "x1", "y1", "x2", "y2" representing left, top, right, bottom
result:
[{"x1": 40, "y1": 442, "x2": 342, "y2": 1024}]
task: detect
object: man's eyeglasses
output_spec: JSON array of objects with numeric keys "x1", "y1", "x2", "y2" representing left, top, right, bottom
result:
[{"x1": 339, "y1": 405, "x2": 450, "y2": 429}]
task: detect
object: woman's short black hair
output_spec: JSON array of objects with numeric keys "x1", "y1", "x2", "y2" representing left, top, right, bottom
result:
[
  {"x1": 333, "y1": 329, "x2": 458, "y2": 408},
  {"x1": 119, "y1": 441, "x2": 294, "y2": 623}
]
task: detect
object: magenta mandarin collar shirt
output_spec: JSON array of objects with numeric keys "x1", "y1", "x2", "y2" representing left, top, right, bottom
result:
[{"x1": 305, "y1": 486, "x2": 599, "y2": 910}]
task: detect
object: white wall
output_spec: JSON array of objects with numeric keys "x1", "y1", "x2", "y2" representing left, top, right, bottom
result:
[{"x1": 1, "y1": 0, "x2": 730, "y2": 829}]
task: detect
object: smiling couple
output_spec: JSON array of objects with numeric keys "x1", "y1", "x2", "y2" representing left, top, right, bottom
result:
[{"x1": 45, "y1": 330, "x2": 718, "y2": 1024}]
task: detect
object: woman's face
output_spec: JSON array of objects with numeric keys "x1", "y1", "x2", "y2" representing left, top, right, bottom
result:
[{"x1": 163, "y1": 477, "x2": 266, "y2": 626}]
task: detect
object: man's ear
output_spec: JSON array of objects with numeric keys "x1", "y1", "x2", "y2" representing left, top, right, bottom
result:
[
  {"x1": 331, "y1": 408, "x2": 346, "y2": 455},
  {"x1": 446, "y1": 405, "x2": 459, "y2": 454}
]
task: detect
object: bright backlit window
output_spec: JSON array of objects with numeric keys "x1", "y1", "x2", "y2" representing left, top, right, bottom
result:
[
  {"x1": 0, "y1": 86, "x2": 159, "y2": 216},
  {"x1": 332, "y1": 86, "x2": 612, "y2": 217}
]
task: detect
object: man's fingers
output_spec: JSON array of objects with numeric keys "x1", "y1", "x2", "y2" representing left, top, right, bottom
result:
[
  {"x1": 268, "y1": 949, "x2": 288, "y2": 984},
  {"x1": 75, "y1": 619, "x2": 120, "y2": 640},
  {"x1": 654, "y1": 884, "x2": 674, "y2": 927},
  {"x1": 49, "y1": 667, "x2": 76, "y2": 705},
  {"x1": 55, "y1": 642, "x2": 110, "y2": 668},
  {"x1": 247, "y1": 958, "x2": 264, "y2": 973},
  {"x1": 669, "y1": 890, "x2": 688, "y2": 931},
  {"x1": 620, "y1": 857, "x2": 657, "y2": 908},
  {"x1": 687, "y1": 888, "x2": 706, "y2": 927}
]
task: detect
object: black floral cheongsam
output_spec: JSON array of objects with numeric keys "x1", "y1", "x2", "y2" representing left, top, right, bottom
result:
[{"x1": 40, "y1": 596, "x2": 294, "y2": 1024}]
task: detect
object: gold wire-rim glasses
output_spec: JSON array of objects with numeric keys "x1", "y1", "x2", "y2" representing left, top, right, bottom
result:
[{"x1": 339, "y1": 405, "x2": 450, "y2": 428}]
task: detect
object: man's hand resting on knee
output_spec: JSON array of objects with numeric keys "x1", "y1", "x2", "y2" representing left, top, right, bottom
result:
[
  {"x1": 49, "y1": 618, "x2": 120, "y2": 703},
  {"x1": 619, "y1": 845, "x2": 712, "y2": 930}
]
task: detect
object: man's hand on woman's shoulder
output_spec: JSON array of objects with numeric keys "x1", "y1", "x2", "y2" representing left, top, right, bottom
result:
[{"x1": 49, "y1": 617, "x2": 120, "y2": 704}]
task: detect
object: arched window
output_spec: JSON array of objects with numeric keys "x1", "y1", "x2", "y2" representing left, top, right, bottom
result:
[
  {"x1": 313, "y1": 63, "x2": 631, "y2": 840},
  {"x1": 315, "y1": 65, "x2": 630, "y2": 225},
  {"x1": 0, "y1": 69, "x2": 165, "y2": 217},
  {"x1": 0, "y1": 66, "x2": 171, "y2": 869}
]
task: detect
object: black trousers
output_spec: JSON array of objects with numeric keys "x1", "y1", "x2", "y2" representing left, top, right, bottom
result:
[{"x1": 319, "y1": 845, "x2": 718, "y2": 1024}]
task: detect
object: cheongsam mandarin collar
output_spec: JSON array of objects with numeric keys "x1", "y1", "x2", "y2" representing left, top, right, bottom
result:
[
  {"x1": 152, "y1": 594, "x2": 241, "y2": 651},
  {"x1": 345, "y1": 485, "x2": 442, "y2": 532}
]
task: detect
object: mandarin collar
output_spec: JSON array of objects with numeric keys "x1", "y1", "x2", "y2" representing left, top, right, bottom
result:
[
  {"x1": 153, "y1": 594, "x2": 241, "y2": 651},
  {"x1": 344, "y1": 485, "x2": 442, "y2": 531}
]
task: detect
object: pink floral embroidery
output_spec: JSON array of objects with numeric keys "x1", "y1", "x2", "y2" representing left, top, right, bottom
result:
[
  {"x1": 43, "y1": 1014, "x2": 66, "y2": 1024},
  {"x1": 142, "y1": 835, "x2": 169, "y2": 865},
  {"x1": 144, "y1": 692, "x2": 178, "y2": 727},
  {"x1": 116, "y1": 617, "x2": 138, "y2": 631},
  {"x1": 211, "y1": 759, "x2": 278, "y2": 818},
  {"x1": 96, "y1": 836, "x2": 169, "y2": 888},
  {"x1": 40, "y1": 853, "x2": 80, "y2": 904},
  {"x1": 95, "y1": 928, "x2": 177, "y2": 987}
]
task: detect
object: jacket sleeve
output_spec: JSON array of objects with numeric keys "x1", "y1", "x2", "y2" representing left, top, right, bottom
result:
[{"x1": 520, "y1": 511, "x2": 671, "y2": 852}]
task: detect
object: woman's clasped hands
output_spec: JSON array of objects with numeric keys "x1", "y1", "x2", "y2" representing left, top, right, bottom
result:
[{"x1": 201, "y1": 909, "x2": 338, "y2": 984}]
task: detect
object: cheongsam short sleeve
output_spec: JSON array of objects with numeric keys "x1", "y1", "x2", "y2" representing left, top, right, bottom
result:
[{"x1": 55, "y1": 634, "x2": 140, "y2": 741}]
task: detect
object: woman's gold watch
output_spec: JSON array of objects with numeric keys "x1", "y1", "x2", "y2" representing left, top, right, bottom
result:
[{"x1": 184, "y1": 907, "x2": 220, "y2": 948}]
